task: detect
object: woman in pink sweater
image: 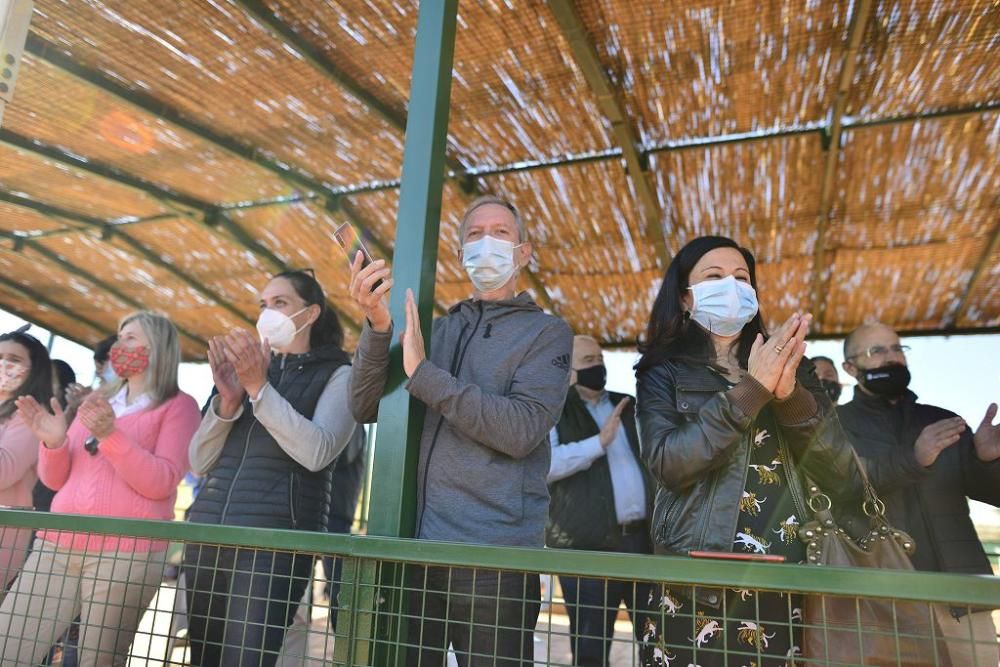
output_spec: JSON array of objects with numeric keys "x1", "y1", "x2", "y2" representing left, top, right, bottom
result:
[
  {"x1": 0, "y1": 329, "x2": 53, "y2": 593},
  {"x1": 2, "y1": 312, "x2": 200, "y2": 667}
]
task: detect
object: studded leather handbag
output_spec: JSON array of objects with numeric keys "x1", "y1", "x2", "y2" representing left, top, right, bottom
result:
[{"x1": 799, "y1": 448, "x2": 951, "y2": 666}]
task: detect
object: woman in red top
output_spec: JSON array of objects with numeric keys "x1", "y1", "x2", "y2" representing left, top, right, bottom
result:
[{"x1": 1, "y1": 312, "x2": 201, "y2": 667}]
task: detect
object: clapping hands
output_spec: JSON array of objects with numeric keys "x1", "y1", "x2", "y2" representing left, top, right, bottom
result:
[{"x1": 747, "y1": 312, "x2": 812, "y2": 399}]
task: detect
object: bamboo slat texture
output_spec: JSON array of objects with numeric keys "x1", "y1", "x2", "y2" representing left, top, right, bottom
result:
[{"x1": 0, "y1": 0, "x2": 994, "y2": 358}]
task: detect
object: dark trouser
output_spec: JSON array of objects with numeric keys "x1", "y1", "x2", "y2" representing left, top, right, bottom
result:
[
  {"x1": 183, "y1": 544, "x2": 312, "y2": 667},
  {"x1": 322, "y1": 514, "x2": 352, "y2": 630},
  {"x1": 558, "y1": 531, "x2": 657, "y2": 667},
  {"x1": 407, "y1": 565, "x2": 541, "y2": 666}
]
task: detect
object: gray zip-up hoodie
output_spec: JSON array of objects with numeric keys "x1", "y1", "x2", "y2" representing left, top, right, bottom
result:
[{"x1": 350, "y1": 292, "x2": 573, "y2": 547}]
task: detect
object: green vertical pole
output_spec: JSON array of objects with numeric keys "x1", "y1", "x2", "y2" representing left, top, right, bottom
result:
[
  {"x1": 366, "y1": 0, "x2": 458, "y2": 543},
  {"x1": 333, "y1": 2, "x2": 458, "y2": 666}
]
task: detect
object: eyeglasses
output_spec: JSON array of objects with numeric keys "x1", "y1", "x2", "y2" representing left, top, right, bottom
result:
[{"x1": 847, "y1": 344, "x2": 910, "y2": 360}]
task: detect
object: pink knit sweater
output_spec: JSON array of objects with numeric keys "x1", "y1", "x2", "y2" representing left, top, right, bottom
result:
[
  {"x1": 38, "y1": 391, "x2": 200, "y2": 553},
  {"x1": 0, "y1": 413, "x2": 38, "y2": 586}
]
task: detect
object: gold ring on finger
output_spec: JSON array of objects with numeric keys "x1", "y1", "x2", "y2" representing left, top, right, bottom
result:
[{"x1": 775, "y1": 345, "x2": 784, "y2": 353}]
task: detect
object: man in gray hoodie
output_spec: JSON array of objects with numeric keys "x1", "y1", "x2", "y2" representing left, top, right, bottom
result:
[{"x1": 348, "y1": 195, "x2": 572, "y2": 666}]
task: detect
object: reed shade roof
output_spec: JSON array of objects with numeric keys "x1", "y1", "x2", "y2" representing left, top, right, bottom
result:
[{"x1": 0, "y1": 0, "x2": 997, "y2": 359}]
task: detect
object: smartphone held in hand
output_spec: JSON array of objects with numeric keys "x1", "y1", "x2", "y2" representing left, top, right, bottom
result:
[{"x1": 334, "y1": 222, "x2": 383, "y2": 291}]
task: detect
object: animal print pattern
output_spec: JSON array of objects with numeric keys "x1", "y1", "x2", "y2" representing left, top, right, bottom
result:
[{"x1": 644, "y1": 416, "x2": 805, "y2": 665}]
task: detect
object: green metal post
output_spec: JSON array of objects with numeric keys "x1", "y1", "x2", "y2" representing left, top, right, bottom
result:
[{"x1": 333, "y1": 2, "x2": 458, "y2": 665}]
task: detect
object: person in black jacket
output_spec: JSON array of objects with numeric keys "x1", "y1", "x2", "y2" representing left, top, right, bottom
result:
[
  {"x1": 634, "y1": 236, "x2": 862, "y2": 666},
  {"x1": 184, "y1": 270, "x2": 358, "y2": 667},
  {"x1": 546, "y1": 335, "x2": 656, "y2": 667},
  {"x1": 837, "y1": 322, "x2": 1000, "y2": 666}
]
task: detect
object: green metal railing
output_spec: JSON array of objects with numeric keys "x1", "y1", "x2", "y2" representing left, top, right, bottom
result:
[{"x1": 0, "y1": 509, "x2": 996, "y2": 666}]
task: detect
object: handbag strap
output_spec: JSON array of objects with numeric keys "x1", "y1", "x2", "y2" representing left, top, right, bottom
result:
[{"x1": 806, "y1": 447, "x2": 887, "y2": 520}]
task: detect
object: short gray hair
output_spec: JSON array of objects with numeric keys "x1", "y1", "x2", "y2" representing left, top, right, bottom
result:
[{"x1": 459, "y1": 195, "x2": 526, "y2": 243}]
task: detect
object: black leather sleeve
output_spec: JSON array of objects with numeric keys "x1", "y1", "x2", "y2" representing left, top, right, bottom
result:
[
  {"x1": 783, "y1": 362, "x2": 865, "y2": 506},
  {"x1": 636, "y1": 364, "x2": 758, "y2": 493}
]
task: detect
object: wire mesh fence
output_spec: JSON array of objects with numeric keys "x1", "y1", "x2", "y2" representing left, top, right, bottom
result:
[{"x1": 0, "y1": 509, "x2": 996, "y2": 667}]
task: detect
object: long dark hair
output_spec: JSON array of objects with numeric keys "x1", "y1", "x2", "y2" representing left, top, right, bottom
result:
[
  {"x1": 275, "y1": 270, "x2": 345, "y2": 351},
  {"x1": 636, "y1": 236, "x2": 767, "y2": 373},
  {"x1": 0, "y1": 331, "x2": 54, "y2": 422}
]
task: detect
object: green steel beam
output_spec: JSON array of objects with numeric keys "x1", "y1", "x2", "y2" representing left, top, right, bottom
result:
[
  {"x1": 0, "y1": 129, "x2": 363, "y2": 329},
  {"x1": 23, "y1": 33, "x2": 417, "y2": 325},
  {"x1": 0, "y1": 298, "x2": 101, "y2": 351},
  {"x1": 208, "y1": 102, "x2": 999, "y2": 198},
  {"x1": 547, "y1": 0, "x2": 668, "y2": 267},
  {"x1": 24, "y1": 34, "x2": 383, "y2": 227},
  {"x1": 17, "y1": 241, "x2": 208, "y2": 348},
  {"x1": 234, "y1": 0, "x2": 476, "y2": 186},
  {"x1": 353, "y1": 4, "x2": 459, "y2": 666},
  {"x1": 948, "y1": 219, "x2": 1000, "y2": 328},
  {"x1": 2, "y1": 229, "x2": 200, "y2": 346},
  {"x1": 0, "y1": 274, "x2": 112, "y2": 341},
  {"x1": 0, "y1": 509, "x2": 997, "y2": 608},
  {"x1": 24, "y1": 33, "x2": 318, "y2": 194},
  {"x1": 810, "y1": 0, "x2": 874, "y2": 328},
  {"x1": 234, "y1": 0, "x2": 407, "y2": 133},
  {"x1": 367, "y1": 0, "x2": 458, "y2": 541},
  {"x1": 0, "y1": 128, "x2": 208, "y2": 213},
  {"x1": 0, "y1": 189, "x2": 251, "y2": 328}
]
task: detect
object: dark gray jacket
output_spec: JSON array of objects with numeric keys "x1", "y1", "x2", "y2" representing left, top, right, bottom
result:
[
  {"x1": 636, "y1": 359, "x2": 863, "y2": 555},
  {"x1": 188, "y1": 346, "x2": 352, "y2": 531},
  {"x1": 351, "y1": 292, "x2": 573, "y2": 547},
  {"x1": 838, "y1": 388, "x2": 1000, "y2": 575}
]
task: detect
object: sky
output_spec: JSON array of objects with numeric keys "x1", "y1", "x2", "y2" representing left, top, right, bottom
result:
[{"x1": 2, "y1": 308, "x2": 997, "y2": 527}]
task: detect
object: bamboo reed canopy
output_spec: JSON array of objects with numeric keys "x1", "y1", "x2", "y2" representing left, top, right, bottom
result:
[{"x1": 0, "y1": 0, "x2": 997, "y2": 358}]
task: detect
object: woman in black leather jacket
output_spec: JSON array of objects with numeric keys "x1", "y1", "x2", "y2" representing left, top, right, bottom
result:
[{"x1": 634, "y1": 236, "x2": 861, "y2": 666}]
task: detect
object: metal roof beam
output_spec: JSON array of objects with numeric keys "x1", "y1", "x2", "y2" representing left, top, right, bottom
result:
[
  {"x1": 947, "y1": 220, "x2": 1000, "y2": 328},
  {"x1": 208, "y1": 103, "x2": 997, "y2": 197},
  {"x1": 25, "y1": 33, "x2": 414, "y2": 323},
  {"x1": 809, "y1": 0, "x2": 874, "y2": 327},
  {"x1": 0, "y1": 274, "x2": 113, "y2": 341},
  {"x1": 0, "y1": 189, "x2": 253, "y2": 328},
  {"x1": 234, "y1": 1, "x2": 406, "y2": 132},
  {"x1": 0, "y1": 295, "x2": 101, "y2": 350},
  {"x1": 23, "y1": 33, "x2": 322, "y2": 196},
  {"x1": 230, "y1": 3, "x2": 542, "y2": 315},
  {"x1": 234, "y1": 0, "x2": 472, "y2": 182},
  {"x1": 1, "y1": 238, "x2": 207, "y2": 348},
  {"x1": 547, "y1": 0, "x2": 668, "y2": 267},
  {"x1": 0, "y1": 128, "x2": 207, "y2": 214},
  {"x1": 0, "y1": 132, "x2": 366, "y2": 332}
]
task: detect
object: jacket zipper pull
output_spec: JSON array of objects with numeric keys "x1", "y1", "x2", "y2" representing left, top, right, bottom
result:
[{"x1": 483, "y1": 323, "x2": 492, "y2": 339}]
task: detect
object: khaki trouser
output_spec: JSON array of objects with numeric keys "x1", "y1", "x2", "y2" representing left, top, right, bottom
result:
[
  {"x1": 933, "y1": 605, "x2": 999, "y2": 667},
  {"x1": 0, "y1": 538, "x2": 166, "y2": 667}
]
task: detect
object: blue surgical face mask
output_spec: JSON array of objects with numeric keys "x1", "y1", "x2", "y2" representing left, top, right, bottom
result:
[
  {"x1": 462, "y1": 235, "x2": 523, "y2": 293},
  {"x1": 688, "y1": 275, "x2": 759, "y2": 337}
]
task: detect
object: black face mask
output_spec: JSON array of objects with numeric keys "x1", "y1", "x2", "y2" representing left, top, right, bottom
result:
[
  {"x1": 575, "y1": 364, "x2": 607, "y2": 391},
  {"x1": 820, "y1": 379, "x2": 842, "y2": 403},
  {"x1": 860, "y1": 364, "x2": 911, "y2": 398}
]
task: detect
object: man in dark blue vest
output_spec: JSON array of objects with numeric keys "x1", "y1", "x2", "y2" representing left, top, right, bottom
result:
[{"x1": 547, "y1": 335, "x2": 657, "y2": 667}]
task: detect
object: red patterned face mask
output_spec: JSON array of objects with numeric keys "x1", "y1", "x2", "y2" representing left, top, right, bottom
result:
[{"x1": 110, "y1": 344, "x2": 150, "y2": 379}]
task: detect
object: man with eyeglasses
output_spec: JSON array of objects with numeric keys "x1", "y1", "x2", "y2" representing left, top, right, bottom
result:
[{"x1": 837, "y1": 322, "x2": 1000, "y2": 667}]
